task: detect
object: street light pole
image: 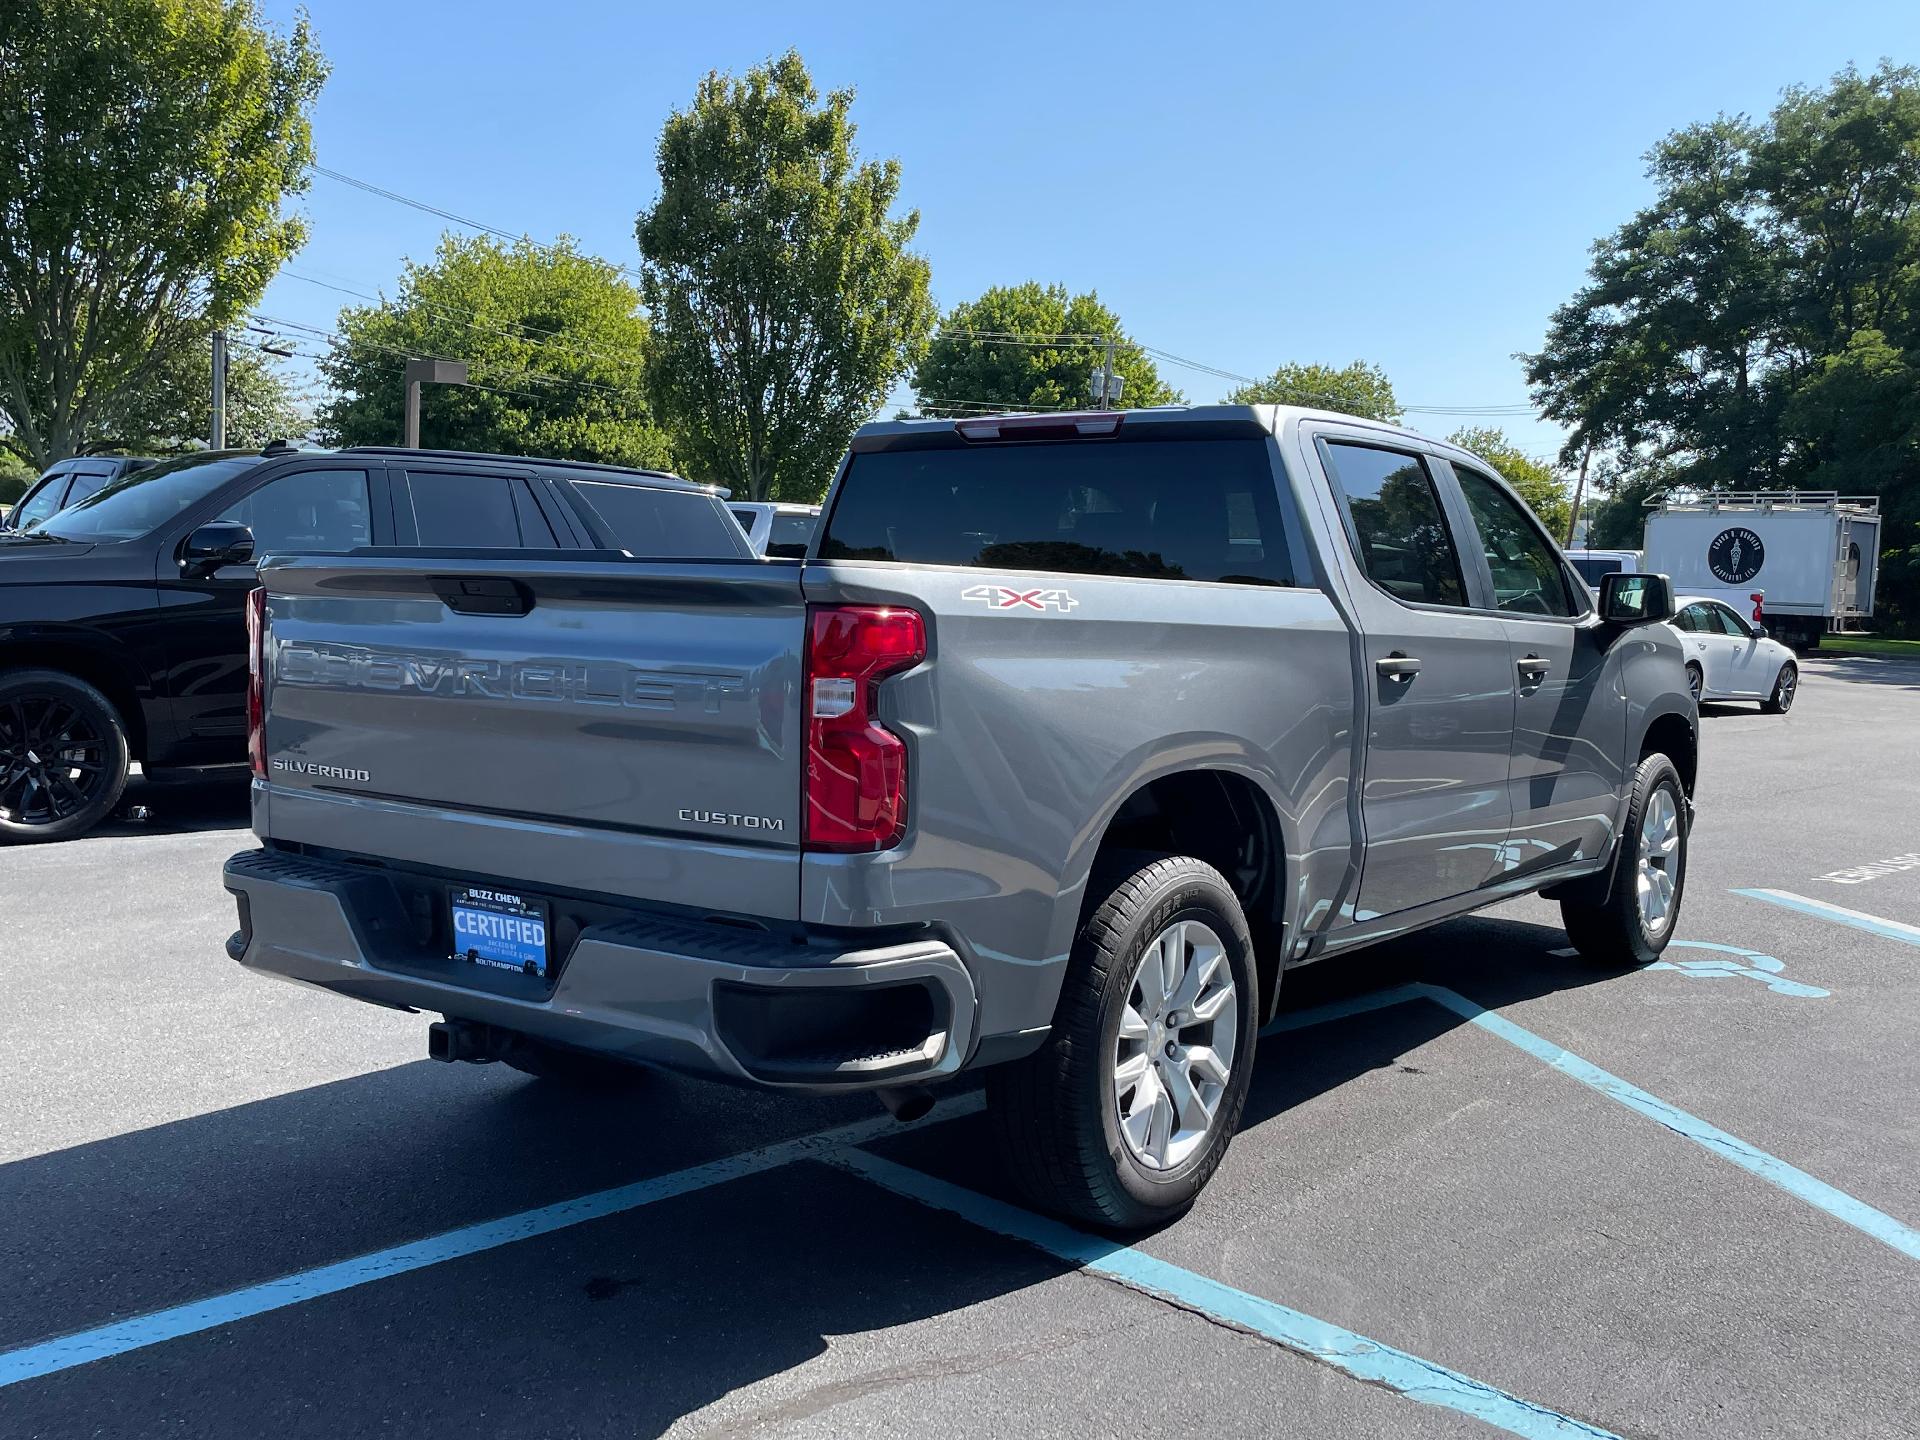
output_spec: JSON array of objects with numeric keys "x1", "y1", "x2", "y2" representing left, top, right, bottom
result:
[
  {"x1": 402, "y1": 357, "x2": 470, "y2": 447},
  {"x1": 210, "y1": 329, "x2": 227, "y2": 449}
]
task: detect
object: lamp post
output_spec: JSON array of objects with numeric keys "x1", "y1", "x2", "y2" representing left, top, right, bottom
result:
[{"x1": 402, "y1": 358, "x2": 470, "y2": 447}]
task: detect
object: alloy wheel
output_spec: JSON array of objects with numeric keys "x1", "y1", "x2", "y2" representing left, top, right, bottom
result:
[
  {"x1": 1113, "y1": 918, "x2": 1239, "y2": 1171},
  {"x1": 0, "y1": 695, "x2": 112, "y2": 827},
  {"x1": 1635, "y1": 787, "x2": 1681, "y2": 936}
]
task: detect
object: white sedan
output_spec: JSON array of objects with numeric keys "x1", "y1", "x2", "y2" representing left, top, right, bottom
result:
[{"x1": 1668, "y1": 596, "x2": 1799, "y2": 712}]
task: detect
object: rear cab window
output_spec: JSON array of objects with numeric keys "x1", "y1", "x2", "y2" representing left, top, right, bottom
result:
[{"x1": 819, "y1": 438, "x2": 1295, "y2": 586}]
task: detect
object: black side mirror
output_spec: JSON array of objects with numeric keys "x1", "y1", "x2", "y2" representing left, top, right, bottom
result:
[
  {"x1": 180, "y1": 521, "x2": 255, "y2": 577},
  {"x1": 1753, "y1": 624, "x2": 1768, "y2": 640},
  {"x1": 1598, "y1": 571, "x2": 1675, "y2": 626}
]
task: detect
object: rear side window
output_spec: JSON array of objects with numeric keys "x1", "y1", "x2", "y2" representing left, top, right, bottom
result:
[
  {"x1": 819, "y1": 438, "x2": 1294, "y2": 586},
  {"x1": 1320, "y1": 442, "x2": 1466, "y2": 606},
  {"x1": 571, "y1": 481, "x2": 746, "y2": 558},
  {"x1": 406, "y1": 471, "x2": 550, "y2": 547},
  {"x1": 1570, "y1": 555, "x2": 1624, "y2": 585},
  {"x1": 1452, "y1": 466, "x2": 1577, "y2": 617},
  {"x1": 66, "y1": 469, "x2": 114, "y2": 505}
]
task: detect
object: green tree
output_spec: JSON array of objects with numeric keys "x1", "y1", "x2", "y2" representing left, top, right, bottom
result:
[
  {"x1": 637, "y1": 51, "x2": 935, "y2": 502},
  {"x1": 1447, "y1": 426, "x2": 1572, "y2": 535},
  {"x1": 86, "y1": 330, "x2": 307, "y2": 453},
  {"x1": 0, "y1": 0, "x2": 325, "y2": 469},
  {"x1": 912, "y1": 283, "x2": 1179, "y2": 415},
  {"x1": 317, "y1": 234, "x2": 671, "y2": 467},
  {"x1": 1226, "y1": 361, "x2": 1400, "y2": 421},
  {"x1": 1524, "y1": 62, "x2": 1920, "y2": 628}
]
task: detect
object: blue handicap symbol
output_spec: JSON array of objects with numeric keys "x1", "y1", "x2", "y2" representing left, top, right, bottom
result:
[{"x1": 1650, "y1": 940, "x2": 1829, "y2": 998}]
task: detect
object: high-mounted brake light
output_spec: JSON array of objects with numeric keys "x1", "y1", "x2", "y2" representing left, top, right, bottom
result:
[
  {"x1": 804, "y1": 606, "x2": 926, "y2": 852},
  {"x1": 245, "y1": 586, "x2": 266, "y2": 779},
  {"x1": 954, "y1": 411, "x2": 1123, "y2": 442}
]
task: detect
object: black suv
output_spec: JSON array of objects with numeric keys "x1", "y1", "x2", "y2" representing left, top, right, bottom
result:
[
  {"x1": 4, "y1": 454, "x2": 155, "y2": 533},
  {"x1": 0, "y1": 444, "x2": 749, "y2": 842}
]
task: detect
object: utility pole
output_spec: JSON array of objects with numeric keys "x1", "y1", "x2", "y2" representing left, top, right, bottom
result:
[
  {"x1": 1089, "y1": 338, "x2": 1124, "y2": 407},
  {"x1": 1563, "y1": 440, "x2": 1594, "y2": 548},
  {"x1": 210, "y1": 329, "x2": 227, "y2": 450}
]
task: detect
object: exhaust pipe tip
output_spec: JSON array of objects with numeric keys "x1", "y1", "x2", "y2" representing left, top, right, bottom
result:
[{"x1": 876, "y1": 1086, "x2": 935, "y2": 1124}]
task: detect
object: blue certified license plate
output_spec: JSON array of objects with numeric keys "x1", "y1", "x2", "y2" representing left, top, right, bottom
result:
[{"x1": 450, "y1": 887, "x2": 549, "y2": 977}]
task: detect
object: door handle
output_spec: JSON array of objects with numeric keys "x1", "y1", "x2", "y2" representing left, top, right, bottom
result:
[
  {"x1": 1516, "y1": 654, "x2": 1552, "y2": 681},
  {"x1": 1375, "y1": 654, "x2": 1422, "y2": 682}
]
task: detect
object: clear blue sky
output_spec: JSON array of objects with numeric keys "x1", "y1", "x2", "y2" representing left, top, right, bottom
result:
[{"x1": 257, "y1": 0, "x2": 1920, "y2": 462}]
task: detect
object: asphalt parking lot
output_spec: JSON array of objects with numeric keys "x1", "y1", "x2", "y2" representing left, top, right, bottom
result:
[{"x1": 3, "y1": 654, "x2": 1917, "y2": 1440}]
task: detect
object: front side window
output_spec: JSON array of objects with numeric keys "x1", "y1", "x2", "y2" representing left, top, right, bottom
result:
[
  {"x1": 220, "y1": 469, "x2": 372, "y2": 556},
  {"x1": 1710, "y1": 604, "x2": 1752, "y2": 638},
  {"x1": 1452, "y1": 466, "x2": 1576, "y2": 617},
  {"x1": 1320, "y1": 442, "x2": 1465, "y2": 606}
]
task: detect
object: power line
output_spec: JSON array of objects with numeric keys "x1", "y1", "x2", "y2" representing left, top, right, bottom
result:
[{"x1": 312, "y1": 165, "x2": 647, "y2": 281}]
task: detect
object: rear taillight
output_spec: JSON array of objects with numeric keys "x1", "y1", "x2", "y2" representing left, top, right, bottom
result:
[
  {"x1": 245, "y1": 586, "x2": 266, "y2": 779},
  {"x1": 804, "y1": 605, "x2": 926, "y2": 852}
]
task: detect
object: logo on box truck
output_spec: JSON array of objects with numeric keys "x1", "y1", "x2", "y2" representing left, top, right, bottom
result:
[{"x1": 1708, "y1": 527, "x2": 1765, "y2": 584}]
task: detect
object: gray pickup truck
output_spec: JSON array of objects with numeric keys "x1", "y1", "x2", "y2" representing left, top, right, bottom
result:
[{"x1": 223, "y1": 405, "x2": 1696, "y2": 1227}]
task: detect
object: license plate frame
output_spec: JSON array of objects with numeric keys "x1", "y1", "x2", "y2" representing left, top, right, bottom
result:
[{"x1": 449, "y1": 886, "x2": 550, "y2": 978}]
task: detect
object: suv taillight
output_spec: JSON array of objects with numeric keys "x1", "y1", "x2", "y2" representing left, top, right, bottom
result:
[
  {"x1": 245, "y1": 586, "x2": 266, "y2": 779},
  {"x1": 804, "y1": 605, "x2": 925, "y2": 852}
]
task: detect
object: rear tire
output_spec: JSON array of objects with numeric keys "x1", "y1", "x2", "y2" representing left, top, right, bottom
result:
[
  {"x1": 1561, "y1": 753, "x2": 1688, "y2": 968},
  {"x1": 1762, "y1": 662, "x2": 1798, "y2": 714},
  {"x1": 987, "y1": 855, "x2": 1258, "y2": 1230},
  {"x1": 0, "y1": 670, "x2": 131, "y2": 843},
  {"x1": 1684, "y1": 662, "x2": 1703, "y2": 705}
]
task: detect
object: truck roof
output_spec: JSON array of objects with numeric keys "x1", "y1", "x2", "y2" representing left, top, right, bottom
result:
[{"x1": 851, "y1": 403, "x2": 1449, "y2": 453}]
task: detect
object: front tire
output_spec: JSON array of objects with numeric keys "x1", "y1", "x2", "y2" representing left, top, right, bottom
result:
[
  {"x1": 987, "y1": 855, "x2": 1258, "y2": 1230},
  {"x1": 1762, "y1": 662, "x2": 1798, "y2": 714},
  {"x1": 1561, "y1": 753, "x2": 1688, "y2": 968},
  {"x1": 0, "y1": 670, "x2": 131, "y2": 843}
]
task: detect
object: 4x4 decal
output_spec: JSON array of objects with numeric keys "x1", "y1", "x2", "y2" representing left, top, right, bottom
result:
[{"x1": 961, "y1": 584, "x2": 1079, "y2": 613}]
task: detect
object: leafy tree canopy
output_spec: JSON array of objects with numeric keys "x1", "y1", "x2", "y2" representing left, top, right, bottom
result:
[
  {"x1": 1524, "y1": 62, "x2": 1920, "y2": 627},
  {"x1": 1448, "y1": 426, "x2": 1572, "y2": 536},
  {"x1": 912, "y1": 283, "x2": 1179, "y2": 415},
  {"x1": 316, "y1": 234, "x2": 671, "y2": 468},
  {"x1": 637, "y1": 50, "x2": 934, "y2": 502},
  {"x1": 1226, "y1": 361, "x2": 1400, "y2": 421},
  {"x1": 0, "y1": 0, "x2": 326, "y2": 468}
]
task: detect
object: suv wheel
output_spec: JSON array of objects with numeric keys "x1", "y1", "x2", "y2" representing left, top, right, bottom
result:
[
  {"x1": 0, "y1": 670, "x2": 131, "y2": 843},
  {"x1": 987, "y1": 855, "x2": 1258, "y2": 1230},
  {"x1": 1561, "y1": 753, "x2": 1688, "y2": 967}
]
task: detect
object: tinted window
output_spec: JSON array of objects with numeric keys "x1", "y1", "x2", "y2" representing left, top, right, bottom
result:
[
  {"x1": 572, "y1": 481, "x2": 747, "y2": 558},
  {"x1": 39, "y1": 455, "x2": 262, "y2": 541},
  {"x1": 1675, "y1": 603, "x2": 1711, "y2": 633},
  {"x1": 1570, "y1": 554, "x2": 1624, "y2": 585},
  {"x1": 406, "y1": 471, "x2": 527, "y2": 547},
  {"x1": 10, "y1": 475, "x2": 73, "y2": 530},
  {"x1": 1452, "y1": 466, "x2": 1576, "y2": 617},
  {"x1": 1320, "y1": 443, "x2": 1465, "y2": 606},
  {"x1": 820, "y1": 439, "x2": 1293, "y2": 586},
  {"x1": 65, "y1": 469, "x2": 114, "y2": 506},
  {"x1": 768, "y1": 511, "x2": 815, "y2": 558},
  {"x1": 1709, "y1": 604, "x2": 1752, "y2": 638},
  {"x1": 220, "y1": 469, "x2": 372, "y2": 556}
]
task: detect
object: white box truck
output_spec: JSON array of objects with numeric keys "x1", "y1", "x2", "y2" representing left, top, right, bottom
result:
[{"x1": 1641, "y1": 492, "x2": 1880, "y2": 651}]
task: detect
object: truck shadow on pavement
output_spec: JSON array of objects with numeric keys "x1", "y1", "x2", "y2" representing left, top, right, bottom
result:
[{"x1": 0, "y1": 916, "x2": 1621, "y2": 1438}]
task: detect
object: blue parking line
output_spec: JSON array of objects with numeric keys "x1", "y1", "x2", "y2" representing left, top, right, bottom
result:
[
  {"x1": 831, "y1": 1148, "x2": 1619, "y2": 1440},
  {"x1": 1265, "y1": 984, "x2": 1920, "y2": 1261},
  {"x1": 0, "y1": 1102, "x2": 979, "y2": 1390},
  {"x1": 1734, "y1": 887, "x2": 1920, "y2": 947}
]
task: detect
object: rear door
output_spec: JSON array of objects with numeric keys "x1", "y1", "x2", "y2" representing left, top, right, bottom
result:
[
  {"x1": 1311, "y1": 431, "x2": 1516, "y2": 916},
  {"x1": 1442, "y1": 460, "x2": 1621, "y2": 875},
  {"x1": 157, "y1": 460, "x2": 392, "y2": 752}
]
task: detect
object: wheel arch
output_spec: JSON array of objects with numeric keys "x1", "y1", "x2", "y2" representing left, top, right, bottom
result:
[{"x1": 0, "y1": 636, "x2": 149, "y2": 760}]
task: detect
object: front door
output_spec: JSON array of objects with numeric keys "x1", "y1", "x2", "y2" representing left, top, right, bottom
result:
[
  {"x1": 1313, "y1": 435, "x2": 1517, "y2": 918},
  {"x1": 1444, "y1": 462, "x2": 1621, "y2": 873},
  {"x1": 155, "y1": 463, "x2": 385, "y2": 759}
]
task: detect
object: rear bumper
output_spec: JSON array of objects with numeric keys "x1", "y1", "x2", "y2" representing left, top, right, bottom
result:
[{"x1": 222, "y1": 848, "x2": 977, "y2": 1090}]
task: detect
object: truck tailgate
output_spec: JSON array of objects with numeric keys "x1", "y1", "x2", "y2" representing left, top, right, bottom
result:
[{"x1": 255, "y1": 554, "x2": 806, "y2": 919}]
